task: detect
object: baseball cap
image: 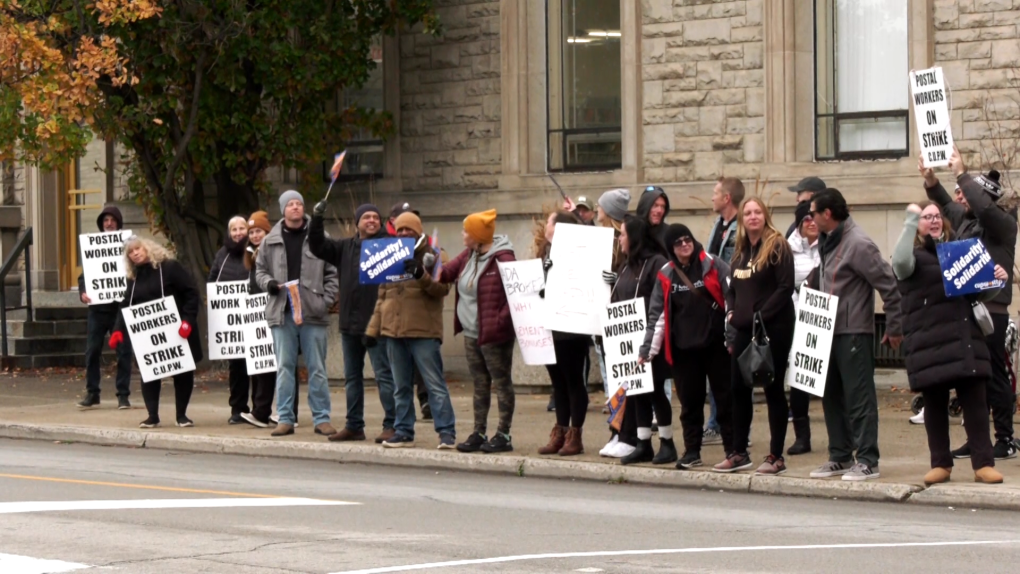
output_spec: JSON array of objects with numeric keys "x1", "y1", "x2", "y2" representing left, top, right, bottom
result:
[
  {"x1": 788, "y1": 177, "x2": 827, "y2": 194},
  {"x1": 574, "y1": 196, "x2": 594, "y2": 211}
]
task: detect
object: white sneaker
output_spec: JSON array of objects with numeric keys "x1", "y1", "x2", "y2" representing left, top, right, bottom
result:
[
  {"x1": 909, "y1": 408, "x2": 925, "y2": 425},
  {"x1": 599, "y1": 435, "x2": 619, "y2": 457},
  {"x1": 607, "y1": 441, "x2": 636, "y2": 459}
]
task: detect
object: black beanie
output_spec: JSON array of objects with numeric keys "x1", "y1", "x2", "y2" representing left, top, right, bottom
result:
[
  {"x1": 794, "y1": 201, "x2": 812, "y2": 232},
  {"x1": 664, "y1": 223, "x2": 692, "y2": 248}
]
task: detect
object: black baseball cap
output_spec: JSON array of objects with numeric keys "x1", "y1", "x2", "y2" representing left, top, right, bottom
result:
[{"x1": 788, "y1": 177, "x2": 827, "y2": 193}]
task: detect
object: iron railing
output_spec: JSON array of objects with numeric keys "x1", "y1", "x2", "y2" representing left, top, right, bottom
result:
[{"x1": 0, "y1": 227, "x2": 33, "y2": 365}]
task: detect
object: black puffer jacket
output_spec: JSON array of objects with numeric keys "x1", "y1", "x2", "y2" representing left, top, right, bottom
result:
[
  {"x1": 115, "y1": 259, "x2": 204, "y2": 363},
  {"x1": 899, "y1": 236, "x2": 990, "y2": 391},
  {"x1": 612, "y1": 249, "x2": 669, "y2": 380},
  {"x1": 207, "y1": 236, "x2": 249, "y2": 284}
]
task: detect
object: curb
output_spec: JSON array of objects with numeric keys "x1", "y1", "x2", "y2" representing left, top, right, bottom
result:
[{"x1": 0, "y1": 422, "x2": 958, "y2": 507}]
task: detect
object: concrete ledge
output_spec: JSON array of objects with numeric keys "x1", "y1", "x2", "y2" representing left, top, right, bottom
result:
[
  {"x1": 907, "y1": 483, "x2": 1020, "y2": 511},
  {"x1": 749, "y1": 475, "x2": 921, "y2": 503},
  {"x1": 0, "y1": 423, "x2": 146, "y2": 448}
]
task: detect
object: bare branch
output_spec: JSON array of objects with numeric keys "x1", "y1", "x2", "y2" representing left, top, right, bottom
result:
[{"x1": 161, "y1": 50, "x2": 207, "y2": 195}]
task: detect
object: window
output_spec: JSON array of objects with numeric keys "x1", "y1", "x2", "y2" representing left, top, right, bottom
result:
[
  {"x1": 325, "y1": 35, "x2": 385, "y2": 181},
  {"x1": 547, "y1": 0, "x2": 621, "y2": 171},
  {"x1": 815, "y1": 0, "x2": 908, "y2": 160}
]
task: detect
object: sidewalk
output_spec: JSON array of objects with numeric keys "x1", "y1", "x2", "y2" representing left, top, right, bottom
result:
[{"x1": 1, "y1": 367, "x2": 1019, "y2": 511}]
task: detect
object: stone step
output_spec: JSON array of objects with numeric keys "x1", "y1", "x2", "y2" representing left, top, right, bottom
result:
[
  {"x1": 7, "y1": 320, "x2": 89, "y2": 338},
  {"x1": 5, "y1": 353, "x2": 88, "y2": 369},
  {"x1": 13, "y1": 336, "x2": 90, "y2": 355},
  {"x1": 34, "y1": 306, "x2": 90, "y2": 321}
]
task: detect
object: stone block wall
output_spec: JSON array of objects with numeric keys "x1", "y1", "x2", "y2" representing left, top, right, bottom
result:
[{"x1": 399, "y1": 0, "x2": 502, "y2": 192}]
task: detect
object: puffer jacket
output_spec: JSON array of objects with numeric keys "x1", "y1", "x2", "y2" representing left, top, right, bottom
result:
[
  {"x1": 789, "y1": 227, "x2": 820, "y2": 299},
  {"x1": 440, "y1": 234, "x2": 516, "y2": 346},
  {"x1": 366, "y1": 242, "x2": 451, "y2": 339},
  {"x1": 114, "y1": 259, "x2": 204, "y2": 363},
  {"x1": 612, "y1": 248, "x2": 669, "y2": 378},
  {"x1": 207, "y1": 236, "x2": 249, "y2": 284},
  {"x1": 254, "y1": 216, "x2": 339, "y2": 327}
]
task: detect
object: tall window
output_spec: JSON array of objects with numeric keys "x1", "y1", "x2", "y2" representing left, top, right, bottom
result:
[
  {"x1": 547, "y1": 0, "x2": 622, "y2": 171},
  {"x1": 327, "y1": 35, "x2": 385, "y2": 181},
  {"x1": 815, "y1": 0, "x2": 908, "y2": 160}
]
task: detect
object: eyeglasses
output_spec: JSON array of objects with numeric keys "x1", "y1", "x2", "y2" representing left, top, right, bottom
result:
[
  {"x1": 921, "y1": 213, "x2": 942, "y2": 222},
  {"x1": 673, "y1": 237, "x2": 694, "y2": 246},
  {"x1": 802, "y1": 214, "x2": 813, "y2": 223}
]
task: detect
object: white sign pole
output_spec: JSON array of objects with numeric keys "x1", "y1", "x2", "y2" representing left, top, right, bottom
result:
[
  {"x1": 122, "y1": 296, "x2": 196, "y2": 383},
  {"x1": 543, "y1": 223, "x2": 615, "y2": 335},
  {"x1": 786, "y1": 287, "x2": 839, "y2": 398},
  {"x1": 602, "y1": 298, "x2": 654, "y2": 397},
  {"x1": 910, "y1": 66, "x2": 954, "y2": 168},
  {"x1": 79, "y1": 230, "x2": 133, "y2": 304},
  {"x1": 244, "y1": 293, "x2": 277, "y2": 375},
  {"x1": 497, "y1": 259, "x2": 556, "y2": 366},
  {"x1": 206, "y1": 281, "x2": 248, "y2": 360}
]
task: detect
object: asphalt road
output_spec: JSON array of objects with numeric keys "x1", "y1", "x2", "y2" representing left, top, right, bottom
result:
[{"x1": 0, "y1": 439, "x2": 1018, "y2": 574}]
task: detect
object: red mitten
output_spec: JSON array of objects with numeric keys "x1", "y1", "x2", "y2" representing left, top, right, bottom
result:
[
  {"x1": 179, "y1": 321, "x2": 192, "y2": 339},
  {"x1": 109, "y1": 331, "x2": 124, "y2": 350}
]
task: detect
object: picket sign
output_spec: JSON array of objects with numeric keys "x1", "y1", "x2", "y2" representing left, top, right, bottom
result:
[
  {"x1": 359, "y1": 238, "x2": 415, "y2": 284},
  {"x1": 543, "y1": 223, "x2": 615, "y2": 335},
  {"x1": 79, "y1": 230, "x2": 133, "y2": 304},
  {"x1": 121, "y1": 296, "x2": 196, "y2": 383},
  {"x1": 243, "y1": 293, "x2": 276, "y2": 375},
  {"x1": 910, "y1": 66, "x2": 954, "y2": 168},
  {"x1": 602, "y1": 298, "x2": 653, "y2": 397},
  {"x1": 206, "y1": 281, "x2": 248, "y2": 360},
  {"x1": 936, "y1": 238, "x2": 1003, "y2": 298},
  {"x1": 497, "y1": 259, "x2": 556, "y2": 366},
  {"x1": 786, "y1": 288, "x2": 838, "y2": 398}
]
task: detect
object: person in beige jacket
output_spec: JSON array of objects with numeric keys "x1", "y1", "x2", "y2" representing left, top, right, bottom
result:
[{"x1": 365, "y1": 211, "x2": 455, "y2": 449}]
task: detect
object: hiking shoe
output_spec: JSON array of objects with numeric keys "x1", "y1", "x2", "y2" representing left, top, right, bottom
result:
[
  {"x1": 328, "y1": 428, "x2": 367, "y2": 442},
  {"x1": 810, "y1": 460, "x2": 852, "y2": 478},
  {"x1": 676, "y1": 450, "x2": 702, "y2": 470},
  {"x1": 117, "y1": 396, "x2": 131, "y2": 410},
  {"x1": 240, "y1": 412, "x2": 269, "y2": 428},
  {"x1": 175, "y1": 417, "x2": 194, "y2": 428},
  {"x1": 993, "y1": 439, "x2": 1018, "y2": 460},
  {"x1": 909, "y1": 408, "x2": 924, "y2": 425},
  {"x1": 481, "y1": 433, "x2": 514, "y2": 453},
  {"x1": 77, "y1": 393, "x2": 100, "y2": 409},
  {"x1": 713, "y1": 452, "x2": 753, "y2": 473},
  {"x1": 702, "y1": 427, "x2": 723, "y2": 446},
  {"x1": 456, "y1": 432, "x2": 487, "y2": 453},
  {"x1": 841, "y1": 463, "x2": 880, "y2": 481},
  {"x1": 382, "y1": 434, "x2": 414, "y2": 448},
  {"x1": 139, "y1": 416, "x2": 160, "y2": 428},
  {"x1": 755, "y1": 455, "x2": 787, "y2": 476},
  {"x1": 951, "y1": 443, "x2": 971, "y2": 459},
  {"x1": 437, "y1": 433, "x2": 456, "y2": 450},
  {"x1": 228, "y1": 414, "x2": 245, "y2": 425}
]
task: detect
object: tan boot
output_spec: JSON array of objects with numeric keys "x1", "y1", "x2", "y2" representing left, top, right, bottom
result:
[
  {"x1": 537, "y1": 425, "x2": 566, "y2": 455},
  {"x1": 271, "y1": 423, "x2": 295, "y2": 437},
  {"x1": 924, "y1": 467, "x2": 951, "y2": 486},
  {"x1": 558, "y1": 427, "x2": 584, "y2": 456},
  {"x1": 975, "y1": 466, "x2": 1004, "y2": 484}
]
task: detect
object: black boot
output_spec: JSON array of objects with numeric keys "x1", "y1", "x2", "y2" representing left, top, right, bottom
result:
[
  {"x1": 652, "y1": 438, "x2": 678, "y2": 465},
  {"x1": 76, "y1": 393, "x2": 100, "y2": 409},
  {"x1": 787, "y1": 417, "x2": 812, "y2": 455},
  {"x1": 621, "y1": 439, "x2": 654, "y2": 465}
]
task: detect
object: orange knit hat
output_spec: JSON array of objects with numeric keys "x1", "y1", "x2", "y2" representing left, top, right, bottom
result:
[
  {"x1": 463, "y1": 209, "x2": 496, "y2": 244},
  {"x1": 247, "y1": 211, "x2": 272, "y2": 233}
]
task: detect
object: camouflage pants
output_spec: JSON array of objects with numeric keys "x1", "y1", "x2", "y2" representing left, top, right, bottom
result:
[{"x1": 464, "y1": 337, "x2": 515, "y2": 435}]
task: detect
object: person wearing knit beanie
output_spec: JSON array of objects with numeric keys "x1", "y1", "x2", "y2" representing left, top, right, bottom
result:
[
  {"x1": 393, "y1": 211, "x2": 424, "y2": 237},
  {"x1": 792, "y1": 201, "x2": 812, "y2": 236},
  {"x1": 279, "y1": 190, "x2": 304, "y2": 214},
  {"x1": 247, "y1": 211, "x2": 272, "y2": 235},
  {"x1": 598, "y1": 188, "x2": 631, "y2": 222},
  {"x1": 356, "y1": 204, "x2": 381, "y2": 225},
  {"x1": 463, "y1": 209, "x2": 497, "y2": 245}
]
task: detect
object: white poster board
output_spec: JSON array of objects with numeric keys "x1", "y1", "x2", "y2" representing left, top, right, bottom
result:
[
  {"x1": 602, "y1": 298, "x2": 653, "y2": 397},
  {"x1": 543, "y1": 223, "x2": 615, "y2": 335},
  {"x1": 786, "y1": 287, "x2": 838, "y2": 398},
  {"x1": 244, "y1": 293, "x2": 277, "y2": 375},
  {"x1": 206, "y1": 281, "x2": 248, "y2": 360},
  {"x1": 497, "y1": 259, "x2": 556, "y2": 366},
  {"x1": 122, "y1": 296, "x2": 196, "y2": 383},
  {"x1": 910, "y1": 66, "x2": 954, "y2": 168},
  {"x1": 79, "y1": 230, "x2": 133, "y2": 304}
]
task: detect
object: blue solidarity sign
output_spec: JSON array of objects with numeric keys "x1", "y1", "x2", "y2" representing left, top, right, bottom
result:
[
  {"x1": 359, "y1": 238, "x2": 415, "y2": 285},
  {"x1": 936, "y1": 238, "x2": 1004, "y2": 297}
]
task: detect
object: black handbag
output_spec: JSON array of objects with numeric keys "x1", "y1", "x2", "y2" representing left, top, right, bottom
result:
[{"x1": 737, "y1": 312, "x2": 775, "y2": 388}]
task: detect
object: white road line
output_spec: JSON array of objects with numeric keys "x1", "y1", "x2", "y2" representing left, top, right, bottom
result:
[
  {"x1": 328, "y1": 540, "x2": 1020, "y2": 574},
  {"x1": 0, "y1": 497, "x2": 358, "y2": 514},
  {"x1": 0, "y1": 552, "x2": 90, "y2": 573}
]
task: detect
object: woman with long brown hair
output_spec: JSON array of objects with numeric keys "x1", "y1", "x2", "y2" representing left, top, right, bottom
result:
[{"x1": 714, "y1": 197, "x2": 795, "y2": 475}]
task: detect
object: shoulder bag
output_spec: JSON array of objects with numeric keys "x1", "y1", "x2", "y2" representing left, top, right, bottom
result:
[{"x1": 737, "y1": 311, "x2": 775, "y2": 388}]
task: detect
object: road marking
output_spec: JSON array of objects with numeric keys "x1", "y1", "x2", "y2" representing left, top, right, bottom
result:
[
  {"x1": 328, "y1": 540, "x2": 1020, "y2": 574},
  {"x1": 0, "y1": 497, "x2": 359, "y2": 514},
  {"x1": 0, "y1": 552, "x2": 90, "y2": 573},
  {"x1": 0, "y1": 472, "x2": 284, "y2": 498}
]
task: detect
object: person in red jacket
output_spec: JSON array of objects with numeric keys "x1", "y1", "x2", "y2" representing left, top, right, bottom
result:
[{"x1": 438, "y1": 209, "x2": 518, "y2": 453}]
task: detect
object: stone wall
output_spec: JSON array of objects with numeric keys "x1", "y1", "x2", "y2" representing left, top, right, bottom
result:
[{"x1": 399, "y1": 0, "x2": 502, "y2": 192}]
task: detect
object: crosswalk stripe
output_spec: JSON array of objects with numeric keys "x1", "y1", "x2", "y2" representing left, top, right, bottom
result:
[{"x1": 0, "y1": 552, "x2": 90, "y2": 573}]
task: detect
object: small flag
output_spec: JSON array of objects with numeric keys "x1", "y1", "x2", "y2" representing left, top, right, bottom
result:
[
  {"x1": 607, "y1": 385, "x2": 627, "y2": 431},
  {"x1": 329, "y1": 150, "x2": 347, "y2": 182}
]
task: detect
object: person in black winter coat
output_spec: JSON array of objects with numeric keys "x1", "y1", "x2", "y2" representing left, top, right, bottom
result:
[
  {"x1": 239, "y1": 211, "x2": 276, "y2": 428},
  {"x1": 111, "y1": 236, "x2": 203, "y2": 428},
  {"x1": 636, "y1": 186, "x2": 671, "y2": 249},
  {"x1": 208, "y1": 216, "x2": 254, "y2": 425}
]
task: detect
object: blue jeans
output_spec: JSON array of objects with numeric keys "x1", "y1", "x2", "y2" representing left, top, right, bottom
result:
[
  {"x1": 386, "y1": 337, "x2": 455, "y2": 439},
  {"x1": 271, "y1": 314, "x2": 331, "y2": 426},
  {"x1": 341, "y1": 332, "x2": 395, "y2": 432},
  {"x1": 84, "y1": 305, "x2": 133, "y2": 397}
]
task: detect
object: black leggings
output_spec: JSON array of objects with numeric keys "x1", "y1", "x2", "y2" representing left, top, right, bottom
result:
[
  {"x1": 227, "y1": 359, "x2": 250, "y2": 416},
  {"x1": 545, "y1": 338, "x2": 589, "y2": 428},
  {"x1": 731, "y1": 324, "x2": 793, "y2": 458},
  {"x1": 789, "y1": 387, "x2": 810, "y2": 420},
  {"x1": 673, "y1": 342, "x2": 732, "y2": 453},
  {"x1": 923, "y1": 380, "x2": 994, "y2": 470},
  {"x1": 141, "y1": 372, "x2": 194, "y2": 421}
]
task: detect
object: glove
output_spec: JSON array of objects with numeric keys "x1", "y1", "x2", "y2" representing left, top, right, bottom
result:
[
  {"x1": 179, "y1": 321, "x2": 192, "y2": 339},
  {"x1": 602, "y1": 270, "x2": 618, "y2": 285},
  {"x1": 313, "y1": 200, "x2": 327, "y2": 216},
  {"x1": 267, "y1": 280, "x2": 281, "y2": 295},
  {"x1": 542, "y1": 258, "x2": 553, "y2": 272},
  {"x1": 109, "y1": 331, "x2": 124, "y2": 350},
  {"x1": 404, "y1": 258, "x2": 425, "y2": 280},
  {"x1": 362, "y1": 335, "x2": 377, "y2": 349},
  {"x1": 539, "y1": 288, "x2": 545, "y2": 299},
  {"x1": 422, "y1": 251, "x2": 436, "y2": 270}
]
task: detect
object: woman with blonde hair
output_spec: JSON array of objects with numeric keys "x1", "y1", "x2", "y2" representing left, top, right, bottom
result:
[
  {"x1": 714, "y1": 197, "x2": 795, "y2": 475},
  {"x1": 109, "y1": 236, "x2": 203, "y2": 428},
  {"x1": 208, "y1": 216, "x2": 251, "y2": 425}
]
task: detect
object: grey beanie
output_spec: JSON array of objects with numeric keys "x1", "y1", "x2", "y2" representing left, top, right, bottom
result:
[
  {"x1": 279, "y1": 189, "x2": 304, "y2": 213},
  {"x1": 598, "y1": 188, "x2": 631, "y2": 221}
]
